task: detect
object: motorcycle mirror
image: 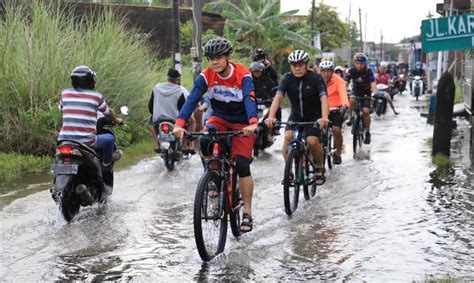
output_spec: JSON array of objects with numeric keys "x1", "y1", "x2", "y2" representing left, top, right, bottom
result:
[{"x1": 120, "y1": 106, "x2": 129, "y2": 116}]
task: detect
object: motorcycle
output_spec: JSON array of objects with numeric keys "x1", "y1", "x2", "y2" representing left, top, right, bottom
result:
[
  {"x1": 50, "y1": 106, "x2": 128, "y2": 222},
  {"x1": 253, "y1": 98, "x2": 274, "y2": 157},
  {"x1": 374, "y1": 84, "x2": 389, "y2": 117},
  {"x1": 396, "y1": 74, "x2": 407, "y2": 94},
  {"x1": 157, "y1": 121, "x2": 191, "y2": 171},
  {"x1": 411, "y1": 75, "x2": 424, "y2": 101}
]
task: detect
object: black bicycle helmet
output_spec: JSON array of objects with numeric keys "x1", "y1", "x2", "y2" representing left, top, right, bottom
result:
[
  {"x1": 71, "y1": 65, "x2": 96, "y2": 90},
  {"x1": 204, "y1": 37, "x2": 233, "y2": 57}
]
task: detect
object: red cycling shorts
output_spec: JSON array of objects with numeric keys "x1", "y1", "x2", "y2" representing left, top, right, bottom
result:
[{"x1": 205, "y1": 115, "x2": 256, "y2": 159}]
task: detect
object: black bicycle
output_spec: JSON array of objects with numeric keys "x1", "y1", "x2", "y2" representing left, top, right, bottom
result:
[
  {"x1": 321, "y1": 121, "x2": 334, "y2": 170},
  {"x1": 278, "y1": 121, "x2": 319, "y2": 216},
  {"x1": 352, "y1": 97, "x2": 370, "y2": 155},
  {"x1": 185, "y1": 129, "x2": 244, "y2": 261}
]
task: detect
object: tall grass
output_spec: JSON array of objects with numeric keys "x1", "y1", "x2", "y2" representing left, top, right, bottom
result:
[{"x1": 0, "y1": 1, "x2": 158, "y2": 154}]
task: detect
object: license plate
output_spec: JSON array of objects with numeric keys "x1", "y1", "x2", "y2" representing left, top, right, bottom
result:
[
  {"x1": 159, "y1": 134, "x2": 176, "y2": 142},
  {"x1": 50, "y1": 164, "x2": 79, "y2": 175}
]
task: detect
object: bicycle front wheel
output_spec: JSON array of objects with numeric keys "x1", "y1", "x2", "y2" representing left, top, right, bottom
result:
[
  {"x1": 193, "y1": 170, "x2": 227, "y2": 261},
  {"x1": 283, "y1": 147, "x2": 300, "y2": 216},
  {"x1": 326, "y1": 133, "x2": 333, "y2": 170},
  {"x1": 303, "y1": 156, "x2": 317, "y2": 200},
  {"x1": 352, "y1": 119, "x2": 359, "y2": 156},
  {"x1": 228, "y1": 169, "x2": 242, "y2": 238}
]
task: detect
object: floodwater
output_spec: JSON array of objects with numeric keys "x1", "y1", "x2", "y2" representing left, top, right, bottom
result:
[{"x1": 1, "y1": 93, "x2": 472, "y2": 281}]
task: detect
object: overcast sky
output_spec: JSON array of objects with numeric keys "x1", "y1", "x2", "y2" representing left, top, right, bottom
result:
[{"x1": 281, "y1": 0, "x2": 442, "y2": 43}]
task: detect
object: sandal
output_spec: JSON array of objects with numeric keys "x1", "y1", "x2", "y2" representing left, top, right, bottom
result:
[
  {"x1": 314, "y1": 167, "x2": 326, "y2": 186},
  {"x1": 240, "y1": 213, "x2": 253, "y2": 233}
]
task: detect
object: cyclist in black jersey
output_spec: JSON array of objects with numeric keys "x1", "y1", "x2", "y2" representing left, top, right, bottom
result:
[
  {"x1": 345, "y1": 53, "x2": 377, "y2": 144},
  {"x1": 265, "y1": 50, "x2": 329, "y2": 185}
]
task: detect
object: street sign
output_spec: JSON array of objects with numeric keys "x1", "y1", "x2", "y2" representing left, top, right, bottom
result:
[{"x1": 421, "y1": 13, "x2": 474, "y2": 52}]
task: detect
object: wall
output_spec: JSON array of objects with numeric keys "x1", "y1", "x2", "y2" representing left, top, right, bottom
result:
[{"x1": 0, "y1": 0, "x2": 225, "y2": 57}]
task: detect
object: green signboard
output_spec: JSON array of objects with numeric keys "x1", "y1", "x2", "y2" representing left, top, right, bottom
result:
[{"x1": 421, "y1": 13, "x2": 474, "y2": 52}]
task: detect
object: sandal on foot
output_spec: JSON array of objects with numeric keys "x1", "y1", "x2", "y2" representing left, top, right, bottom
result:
[
  {"x1": 314, "y1": 167, "x2": 326, "y2": 186},
  {"x1": 240, "y1": 213, "x2": 253, "y2": 233}
]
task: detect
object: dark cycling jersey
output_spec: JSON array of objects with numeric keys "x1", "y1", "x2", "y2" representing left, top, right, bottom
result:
[
  {"x1": 277, "y1": 71, "x2": 327, "y2": 120},
  {"x1": 345, "y1": 66, "x2": 375, "y2": 96}
]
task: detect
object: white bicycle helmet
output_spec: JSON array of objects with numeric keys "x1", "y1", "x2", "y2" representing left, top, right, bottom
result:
[
  {"x1": 319, "y1": 60, "x2": 334, "y2": 70},
  {"x1": 288, "y1": 50, "x2": 309, "y2": 63},
  {"x1": 380, "y1": 61, "x2": 388, "y2": 68},
  {"x1": 334, "y1": 66, "x2": 344, "y2": 73}
]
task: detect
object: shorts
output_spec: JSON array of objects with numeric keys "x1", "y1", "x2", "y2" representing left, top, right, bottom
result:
[
  {"x1": 328, "y1": 110, "x2": 343, "y2": 128},
  {"x1": 350, "y1": 95, "x2": 372, "y2": 109},
  {"x1": 204, "y1": 115, "x2": 255, "y2": 159},
  {"x1": 285, "y1": 113, "x2": 321, "y2": 139}
]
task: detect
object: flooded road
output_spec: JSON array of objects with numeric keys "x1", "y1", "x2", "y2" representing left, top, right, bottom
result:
[{"x1": 1, "y1": 94, "x2": 473, "y2": 281}]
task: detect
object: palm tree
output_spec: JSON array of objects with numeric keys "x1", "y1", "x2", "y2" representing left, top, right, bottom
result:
[{"x1": 203, "y1": 0, "x2": 314, "y2": 55}]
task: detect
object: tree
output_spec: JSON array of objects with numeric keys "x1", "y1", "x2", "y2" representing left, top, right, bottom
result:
[
  {"x1": 203, "y1": 0, "x2": 314, "y2": 54},
  {"x1": 307, "y1": 3, "x2": 353, "y2": 52}
]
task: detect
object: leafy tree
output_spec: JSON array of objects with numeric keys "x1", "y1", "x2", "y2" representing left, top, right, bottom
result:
[
  {"x1": 306, "y1": 2, "x2": 353, "y2": 52},
  {"x1": 203, "y1": 0, "x2": 315, "y2": 73},
  {"x1": 203, "y1": 0, "x2": 313, "y2": 54}
]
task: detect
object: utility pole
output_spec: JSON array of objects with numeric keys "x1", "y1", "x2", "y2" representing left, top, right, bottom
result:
[
  {"x1": 191, "y1": 0, "x2": 203, "y2": 132},
  {"x1": 311, "y1": 0, "x2": 318, "y2": 48},
  {"x1": 172, "y1": 0, "x2": 181, "y2": 73},
  {"x1": 191, "y1": 0, "x2": 202, "y2": 80},
  {"x1": 358, "y1": 8, "x2": 363, "y2": 52},
  {"x1": 380, "y1": 30, "x2": 383, "y2": 62}
]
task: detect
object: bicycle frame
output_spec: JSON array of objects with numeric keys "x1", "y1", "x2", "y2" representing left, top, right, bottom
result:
[
  {"x1": 279, "y1": 122, "x2": 318, "y2": 185},
  {"x1": 187, "y1": 131, "x2": 243, "y2": 217}
]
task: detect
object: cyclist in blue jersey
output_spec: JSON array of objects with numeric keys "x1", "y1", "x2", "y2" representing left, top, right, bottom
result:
[{"x1": 345, "y1": 53, "x2": 377, "y2": 144}]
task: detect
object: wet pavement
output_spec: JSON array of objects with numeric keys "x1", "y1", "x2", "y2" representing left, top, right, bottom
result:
[{"x1": 1, "y1": 93, "x2": 473, "y2": 281}]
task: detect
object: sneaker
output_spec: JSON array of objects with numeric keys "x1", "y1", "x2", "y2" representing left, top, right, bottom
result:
[
  {"x1": 112, "y1": 150, "x2": 123, "y2": 162},
  {"x1": 346, "y1": 116, "x2": 354, "y2": 127},
  {"x1": 333, "y1": 154, "x2": 342, "y2": 165},
  {"x1": 364, "y1": 132, "x2": 371, "y2": 144}
]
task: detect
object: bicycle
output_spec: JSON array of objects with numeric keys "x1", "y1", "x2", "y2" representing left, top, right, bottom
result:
[
  {"x1": 352, "y1": 97, "x2": 370, "y2": 156},
  {"x1": 185, "y1": 129, "x2": 244, "y2": 261},
  {"x1": 321, "y1": 121, "x2": 334, "y2": 170},
  {"x1": 277, "y1": 121, "x2": 320, "y2": 216}
]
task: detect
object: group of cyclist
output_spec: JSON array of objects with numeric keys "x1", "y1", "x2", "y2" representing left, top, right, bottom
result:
[
  {"x1": 150, "y1": 38, "x2": 405, "y2": 233},
  {"x1": 58, "y1": 36, "x2": 402, "y2": 234}
]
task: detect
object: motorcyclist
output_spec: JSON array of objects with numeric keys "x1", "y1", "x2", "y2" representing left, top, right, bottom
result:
[
  {"x1": 148, "y1": 68, "x2": 195, "y2": 154},
  {"x1": 410, "y1": 61, "x2": 426, "y2": 93},
  {"x1": 58, "y1": 66, "x2": 123, "y2": 171},
  {"x1": 253, "y1": 48, "x2": 278, "y2": 82},
  {"x1": 375, "y1": 62, "x2": 399, "y2": 115},
  {"x1": 250, "y1": 61, "x2": 280, "y2": 141}
]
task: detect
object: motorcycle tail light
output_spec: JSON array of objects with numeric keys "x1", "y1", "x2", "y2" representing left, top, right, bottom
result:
[
  {"x1": 161, "y1": 123, "x2": 170, "y2": 133},
  {"x1": 57, "y1": 145, "x2": 72, "y2": 155},
  {"x1": 212, "y1": 143, "x2": 220, "y2": 157},
  {"x1": 56, "y1": 145, "x2": 82, "y2": 156}
]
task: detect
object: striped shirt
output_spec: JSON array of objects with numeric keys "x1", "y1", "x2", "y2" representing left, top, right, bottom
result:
[{"x1": 58, "y1": 88, "x2": 109, "y2": 145}]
